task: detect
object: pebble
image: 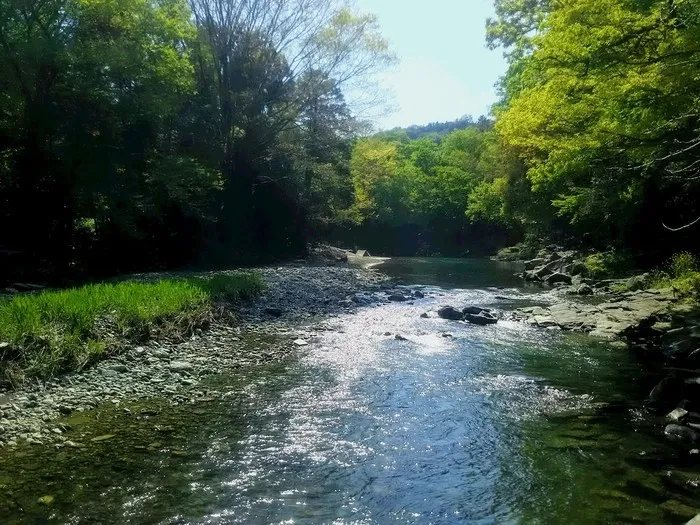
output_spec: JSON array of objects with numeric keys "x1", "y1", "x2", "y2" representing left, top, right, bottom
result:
[{"x1": 0, "y1": 264, "x2": 387, "y2": 447}]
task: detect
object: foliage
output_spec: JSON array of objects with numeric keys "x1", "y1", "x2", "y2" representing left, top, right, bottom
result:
[
  {"x1": 0, "y1": 0, "x2": 394, "y2": 282},
  {"x1": 583, "y1": 251, "x2": 634, "y2": 279},
  {"x1": 0, "y1": 273, "x2": 262, "y2": 381},
  {"x1": 486, "y1": 0, "x2": 700, "y2": 257}
]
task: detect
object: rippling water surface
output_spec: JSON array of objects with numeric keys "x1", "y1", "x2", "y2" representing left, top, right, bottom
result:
[{"x1": 1, "y1": 258, "x2": 699, "y2": 524}]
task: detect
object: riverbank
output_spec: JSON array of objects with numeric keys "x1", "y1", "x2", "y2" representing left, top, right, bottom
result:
[{"x1": 0, "y1": 263, "x2": 392, "y2": 448}]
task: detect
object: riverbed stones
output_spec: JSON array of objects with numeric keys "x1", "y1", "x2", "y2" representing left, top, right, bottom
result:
[{"x1": 0, "y1": 263, "x2": 389, "y2": 448}]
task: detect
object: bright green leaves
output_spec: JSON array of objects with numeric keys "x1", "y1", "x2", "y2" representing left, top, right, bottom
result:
[
  {"x1": 493, "y1": 0, "x2": 700, "y2": 243},
  {"x1": 348, "y1": 125, "x2": 517, "y2": 228}
]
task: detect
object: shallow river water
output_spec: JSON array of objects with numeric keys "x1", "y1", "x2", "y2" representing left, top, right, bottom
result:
[{"x1": 2, "y1": 258, "x2": 700, "y2": 524}]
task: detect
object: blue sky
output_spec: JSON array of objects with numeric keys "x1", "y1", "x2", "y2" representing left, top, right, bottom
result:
[{"x1": 355, "y1": 0, "x2": 507, "y2": 130}]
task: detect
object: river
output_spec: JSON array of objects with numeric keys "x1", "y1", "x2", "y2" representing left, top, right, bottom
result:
[{"x1": 1, "y1": 257, "x2": 699, "y2": 524}]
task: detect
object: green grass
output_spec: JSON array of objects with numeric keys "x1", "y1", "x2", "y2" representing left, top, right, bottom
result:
[
  {"x1": 0, "y1": 273, "x2": 263, "y2": 383},
  {"x1": 646, "y1": 252, "x2": 700, "y2": 299}
]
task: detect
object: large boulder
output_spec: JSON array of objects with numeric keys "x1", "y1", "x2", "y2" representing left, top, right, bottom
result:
[
  {"x1": 438, "y1": 306, "x2": 464, "y2": 321},
  {"x1": 648, "y1": 376, "x2": 684, "y2": 411},
  {"x1": 626, "y1": 275, "x2": 648, "y2": 291},
  {"x1": 313, "y1": 245, "x2": 348, "y2": 263},
  {"x1": 576, "y1": 284, "x2": 594, "y2": 295},
  {"x1": 545, "y1": 272, "x2": 573, "y2": 285},
  {"x1": 524, "y1": 258, "x2": 547, "y2": 271}
]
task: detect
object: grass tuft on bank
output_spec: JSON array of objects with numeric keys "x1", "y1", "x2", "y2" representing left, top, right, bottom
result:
[
  {"x1": 0, "y1": 273, "x2": 264, "y2": 384},
  {"x1": 647, "y1": 252, "x2": 700, "y2": 300}
]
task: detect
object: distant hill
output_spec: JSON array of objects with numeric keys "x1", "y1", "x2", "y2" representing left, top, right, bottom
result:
[{"x1": 376, "y1": 115, "x2": 493, "y2": 141}]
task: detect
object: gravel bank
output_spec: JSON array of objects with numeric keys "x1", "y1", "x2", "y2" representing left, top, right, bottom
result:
[{"x1": 0, "y1": 263, "x2": 389, "y2": 448}]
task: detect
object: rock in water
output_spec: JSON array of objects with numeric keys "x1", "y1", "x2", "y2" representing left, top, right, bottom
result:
[
  {"x1": 462, "y1": 306, "x2": 487, "y2": 315},
  {"x1": 648, "y1": 377, "x2": 684, "y2": 410},
  {"x1": 420, "y1": 313, "x2": 429, "y2": 319},
  {"x1": 293, "y1": 339, "x2": 308, "y2": 346},
  {"x1": 388, "y1": 294, "x2": 408, "y2": 302},
  {"x1": 464, "y1": 312, "x2": 498, "y2": 326},
  {"x1": 667, "y1": 408, "x2": 689, "y2": 423},
  {"x1": 394, "y1": 334, "x2": 408, "y2": 341},
  {"x1": 438, "y1": 306, "x2": 464, "y2": 321},
  {"x1": 665, "y1": 424, "x2": 700, "y2": 443},
  {"x1": 413, "y1": 290, "x2": 425, "y2": 299},
  {"x1": 264, "y1": 307, "x2": 284, "y2": 318}
]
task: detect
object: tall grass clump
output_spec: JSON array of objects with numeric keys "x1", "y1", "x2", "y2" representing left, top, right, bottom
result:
[
  {"x1": 648, "y1": 252, "x2": 700, "y2": 299},
  {"x1": 0, "y1": 272, "x2": 263, "y2": 383}
]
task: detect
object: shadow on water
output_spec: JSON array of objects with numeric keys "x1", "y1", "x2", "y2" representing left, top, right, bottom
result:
[{"x1": 1, "y1": 258, "x2": 700, "y2": 524}]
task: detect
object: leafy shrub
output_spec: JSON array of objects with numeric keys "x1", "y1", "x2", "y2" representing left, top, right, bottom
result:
[
  {"x1": 583, "y1": 250, "x2": 633, "y2": 278},
  {"x1": 669, "y1": 252, "x2": 698, "y2": 278}
]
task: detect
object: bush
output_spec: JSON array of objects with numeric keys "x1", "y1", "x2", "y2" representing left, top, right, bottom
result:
[
  {"x1": 0, "y1": 273, "x2": 263, "y2": 382},
  {"x1": 647, "y1": 252, "x2": 700, "y2": 299},
  {"x1": 583, "y1": 250, "x2": 633, "y2": 278},
  {"x1": 669, "y1": 252, "x2": 698, "y2": 278}
]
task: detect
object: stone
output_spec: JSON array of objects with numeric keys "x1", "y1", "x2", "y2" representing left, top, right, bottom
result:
[
  {"x1": 524, "y1": 258, "x2": 547, "y2": 270},
  {"x1": 544, "y1": 272, "x2": 572, "y2": 285},
  {"x1": 667, "y1": 408, "x2": 689, "y2": 423},
  {"x1": 394, "y1": 334, "x2": 408, "y2": 341},
  {"x1": 576, "y1": 284, "x2": 593, "y2": 295},
  {"x1": 660, "y1": 500, "x2": 699, "y2": 520},
  {"x1": 626, "y1": 275, "x2": 647, "y2": 291},
  {"x1": 355, "y1": 249, "x2": 371, "y2": 257},
  {"x1": 100, "y1": 369, "x2": 119, "y2": 378},
  {"x1": 534, "y1": 316, "x2": 558, "y2": 328},
  {"x1": 665, "y1": 424, "x2": 700, "y2": 443},
  {"x1": 107, "y1": 364, "x2": 129, "y2": 373},
  {"x1": 293, "y1": 339, "x2": 308, "y2": 346},
  {"x1": 464, "y1": 312, "x2": 498, "y2": 326},
  {"x1": 413, "y1": 291, "x2": 425, "y2": 299},
  {"x1": 462, "y1": 306, "x2": 487, "y2": 315},
  {"x1": 438, "y1": 306, "x2": 464, "y2": 321},
  {"x1": 38, "y1": 495, "x2": 54, "y2": 505},
  {"x1": 569, "y1": 261, "x2": 587, "y2": 276},
  {"x1": 264, "y1": 307, "x2": 284, "y2": 317},
  {"x1": 388, "y1": 294, "x2": 408, "y2": 302},
  {"x1": 91, "y1": 434, "x2": 116, "y2": 442},
  {"x1": 649, "y1": 377, "x2": 684, "y2": 410},
  {"x1": 169, "y1": 361, "x2": 194, "y2": 372},
  {"x1": 420, "y1": 313, "x2": 429, "y2": 319}
]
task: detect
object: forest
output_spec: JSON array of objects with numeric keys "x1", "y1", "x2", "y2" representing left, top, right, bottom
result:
[{"x1": 2, "y1": 0, "x2": 700, "y2": 284}]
